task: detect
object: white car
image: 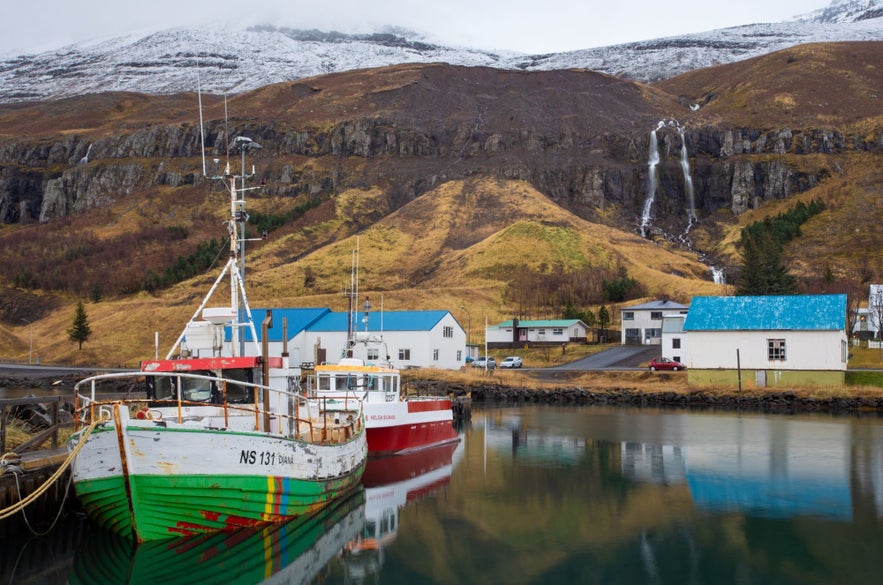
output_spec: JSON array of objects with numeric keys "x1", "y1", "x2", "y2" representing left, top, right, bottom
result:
[
  {"x1": 471, "y1": 356, "x2": 496, "y2": 369},
  {"x1": 500, "y1": 356, "x2": 523, "y2": 369}
]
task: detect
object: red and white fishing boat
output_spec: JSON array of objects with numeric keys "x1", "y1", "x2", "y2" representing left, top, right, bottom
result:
[
  {"x1": 307, "y1": 357, "x2": 459, "y2": 456},
  {"x1": 304, "y1": 280, "x2": 460, "y2": 456}
]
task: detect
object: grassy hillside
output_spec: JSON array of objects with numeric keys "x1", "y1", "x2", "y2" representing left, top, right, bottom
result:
[{"x1": 1, "y1": 176, "x2": 724, "y2": 366}]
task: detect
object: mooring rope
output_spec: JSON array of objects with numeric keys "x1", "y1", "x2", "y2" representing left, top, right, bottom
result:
[{"x1": 0, "y1": 418, "x2": 101, "y2": 520}]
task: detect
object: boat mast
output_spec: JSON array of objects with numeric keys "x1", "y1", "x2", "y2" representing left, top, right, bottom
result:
[{"x1": 165, "y1": 86, "x2": 263, "y2": 359}]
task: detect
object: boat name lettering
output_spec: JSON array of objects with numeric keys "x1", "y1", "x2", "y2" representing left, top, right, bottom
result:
[
  {"x1": 239, "y1": 450, "x2": 294, "y2": 466},
  {"x1": 368, "y1": 414, "x2": 397, "y2": 421}
]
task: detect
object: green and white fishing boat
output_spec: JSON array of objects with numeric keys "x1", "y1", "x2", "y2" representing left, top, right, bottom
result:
[{"x1": 67, "y1": 135, "x2": 367, "y2": 542}]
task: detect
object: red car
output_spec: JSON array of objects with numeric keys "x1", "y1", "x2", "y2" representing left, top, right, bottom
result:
[{"x1": 648, "y1": 357, "x2": 686, "y2": 371}]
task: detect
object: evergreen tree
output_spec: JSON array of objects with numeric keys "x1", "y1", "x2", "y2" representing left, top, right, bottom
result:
[
  {"x1": 598, "y1": 305, "x2": 611, "y2": 330},
  {"x1": 67, "y1": 301, "x2": 92, "y2": 350}
]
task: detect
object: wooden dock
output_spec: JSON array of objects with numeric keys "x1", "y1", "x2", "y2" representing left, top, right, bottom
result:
[{"x1": 1, "y1": 396, "x2": 76, "y2": 536}]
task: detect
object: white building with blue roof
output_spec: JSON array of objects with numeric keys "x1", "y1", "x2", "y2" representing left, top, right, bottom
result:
[
  {"x1": 225, "y1": 307, "x2": 466, "y2": 370},
  {"x1": 683, "y1": 294, "x2": 848, "y2": 387}
]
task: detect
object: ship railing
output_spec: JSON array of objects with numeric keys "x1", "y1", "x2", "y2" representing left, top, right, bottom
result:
[{"x1": 71, "y1": 371, "x2": 364, "y2": 445}]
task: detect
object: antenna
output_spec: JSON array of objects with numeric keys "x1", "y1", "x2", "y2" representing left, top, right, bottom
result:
[
  {"x1": 197, "y1": 57, "x2": 207, "y2": 177},
  {"x1": 224, "y1": 94, "x2": 229, "y2": 164}
]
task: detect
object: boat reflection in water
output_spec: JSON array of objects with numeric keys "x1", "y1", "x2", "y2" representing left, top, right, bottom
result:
[
  {"x1": 342, "y1": 440, "x2": 463, "y2": 582},
  {"x1": 69, "y1": 488, "x2": 365, "y2": 585}
]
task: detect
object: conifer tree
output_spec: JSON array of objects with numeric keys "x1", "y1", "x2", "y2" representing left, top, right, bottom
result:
[{"x1": 67, "y1": 301, "x2": 92, "y2": 350}]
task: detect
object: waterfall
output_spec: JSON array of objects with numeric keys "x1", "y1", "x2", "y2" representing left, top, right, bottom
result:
[
  {"x1": 640, "y1": 129, "x2": 660, "y2": 238},
  {"x1": 78, "y1": 143, "x2": 92, "y2": 165},
  {"x1": 678, "y1": 128, "x2": 696, "y2": 222},
  {"x1": 710, "y1": 267, "x2": 725, "y2": 285}
]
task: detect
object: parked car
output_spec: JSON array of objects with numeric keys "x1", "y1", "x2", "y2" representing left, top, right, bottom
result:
[
  {"x1": 500, "y1": 356, "x2": 523, "y2": 369},
  {"x1": 472, "y1": 356, "x2": 496, "y2": 369},
  {"x1": 648, "y1": 357, "x2": 686, "y2": 371}
]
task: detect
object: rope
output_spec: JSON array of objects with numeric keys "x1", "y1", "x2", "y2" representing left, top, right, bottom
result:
[
  {"x1": 0, "y1": 418, "x2": 101, "y2": 520},
  {"x1": 14, "y1": 460, "x2": 74, "y2": 537}
]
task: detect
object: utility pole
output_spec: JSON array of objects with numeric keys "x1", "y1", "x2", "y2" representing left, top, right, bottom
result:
[{"x1": 459, "y1": 305, "x2": 472, "y2": 346}]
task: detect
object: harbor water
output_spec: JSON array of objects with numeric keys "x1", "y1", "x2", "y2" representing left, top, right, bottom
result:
[{"x1": 3, "y1": 404, "x2": 882, "y2": 584}]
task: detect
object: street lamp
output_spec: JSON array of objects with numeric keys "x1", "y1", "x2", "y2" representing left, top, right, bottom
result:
[
  {"x1": 21, "y1": 318, "x2": 32, "y2": 365},
  {"x1": 459, "y1": 305, "x2": 471, "y2": 346}
]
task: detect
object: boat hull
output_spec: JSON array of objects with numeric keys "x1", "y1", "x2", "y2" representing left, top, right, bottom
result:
[
  {"x1": 70, "y1": 407, "x2": 366, "y2": 542},
  {"x1": 363, "y1": 399, "x2": 460, "y2": 456},
  {"x1": 70, "y1": 487, "x2": 366, "y2": 585}
]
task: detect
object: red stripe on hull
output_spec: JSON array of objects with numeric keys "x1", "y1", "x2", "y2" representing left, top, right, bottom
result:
[
  {"x1": 366, "y1": 420, "x2": 460, "y2": 457},
  {"x1": 406, "y1": 399, "x2": 454, "y2": 413}
]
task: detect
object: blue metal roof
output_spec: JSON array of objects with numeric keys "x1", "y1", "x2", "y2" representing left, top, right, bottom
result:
[
  {"x1": 682, "y1": 295, "x2": 846, "y2": 331},
  {"x1": 307, "y1": 310, "x2": 449, "y2": 333},
  {"x1": 237, "y1": 308, "x2": 330, "y2": 342}
]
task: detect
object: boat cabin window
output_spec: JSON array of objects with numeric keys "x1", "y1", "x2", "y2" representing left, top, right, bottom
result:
[
  {"x1": 146, "y1": 368, "x2": 254, "y2": 404},
  {"x1": 316, "y1": 374, "x2": 332, "y2": 391},
  {"x1": 220, "y1": 368, "x2": 254, "y2": 404},
  {"x1": 147, "y1": 372, "x2": 215, "y2": 403}
]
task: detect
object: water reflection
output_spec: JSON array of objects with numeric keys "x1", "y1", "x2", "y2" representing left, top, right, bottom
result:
[
  {"x1": 482, "y1": 407, "x2": 883, "y2": 521},
  {"x1": 5, "y1": 405, "x2": 883, "y2": 584},
  {"x1": 68, "y1": 489, "x2": 365, "y2": 585},
  {"x1": 342, "y1": 441, "x2": 463, "y2": 583}
]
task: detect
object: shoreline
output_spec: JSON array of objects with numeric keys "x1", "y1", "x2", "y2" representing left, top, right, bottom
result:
[
  {"x1": 409, "y1": 378, "x2": 883, "y2": 416},
  {"x1": 5, "y1": 371, "x2": 883, "y2": 417}
]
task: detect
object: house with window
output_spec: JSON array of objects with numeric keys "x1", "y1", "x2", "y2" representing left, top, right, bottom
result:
[
  {"x1": 485, "y1": 318, "x2": 589, "y2": 349},
  {"x1": 682, "y1": 294, "x2": 848, "y2": 387},
  {"x1": 661, "y1": 315, "x2": 687, "y2": 363},
  {"x1": 223, "y1": 308, "x2": 466, "y2": 370},
  {"x1": 620, "y1": 300, "x2": 689, "y2": 345}
]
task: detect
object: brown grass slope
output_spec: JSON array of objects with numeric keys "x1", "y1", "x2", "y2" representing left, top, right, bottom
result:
[{"x1": 657, "y1": 41, "x2": 883, "y2": 130}]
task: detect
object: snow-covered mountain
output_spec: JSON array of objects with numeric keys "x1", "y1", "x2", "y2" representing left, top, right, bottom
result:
[{"x1": 0, "y1": 1, "x2": 880, "y2": 103}]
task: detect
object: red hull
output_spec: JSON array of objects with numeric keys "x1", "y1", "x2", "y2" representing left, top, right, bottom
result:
[
  {"x1": 361, "y1": 441, "x2": 460, "y2": 488},
  {"x1": 364, "y1": 399, "x2": 459, "y2": 456}
]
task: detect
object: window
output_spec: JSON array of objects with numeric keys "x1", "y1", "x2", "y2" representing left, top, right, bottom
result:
[
  {"x1": 645, "y1": 328, "x2": 661, "y2": 339},
  {"x1": 398, "y1": 348, "x2": 411, "y2": 361},
  {"x1": 673, "y1": 355, "x2": 681, "y2": 363},
  {"x1": 367, "y1": 348, "x2": 379, "y2": 360},
  {"x1": 537, "y1": 329, "x2": 546, "y2": 336},
  {"x1": 552, "y1": 328, "x2": 563, "y2": 336},
  {"x1": 623, "y1": 311, "x2": 634, "y2": 320},
  {"x1": 672, "y1": 338, "x2": 681, "y2": 349},
  {"x1": 650, "y1": 311, "x2": 663, "y2": 320},
  {"x1": 768, "y1": 339, "x2": 786, "y2": 361},
  {"x1": 456, "y1": 350, "x2": 462, "y2": 362},
  {"x1": 625, "y1": 328, "x2": 641, "y2": 339},
  {"x1": 433, "y1": 349, "x2": 439, "y2": 361},
  {"x1": 443, "y1": 326, "x2": 453, "y2": 338}
]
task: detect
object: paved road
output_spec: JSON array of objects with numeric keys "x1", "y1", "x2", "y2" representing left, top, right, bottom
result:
[{"x1": 550, "y1": 345, "x2": 660, "y2": 371}]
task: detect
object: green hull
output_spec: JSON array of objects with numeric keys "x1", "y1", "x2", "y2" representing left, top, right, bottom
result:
[
  {"x1": 74, "y1": 461, "x2": 366, "y2": 541},
  {"x1": 70, "y1": 488, "x2": 365, "y2": 585}
]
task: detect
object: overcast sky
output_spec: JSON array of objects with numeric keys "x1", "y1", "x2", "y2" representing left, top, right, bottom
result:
[{"x1": 4, "y1": 0, "x2": 835, "y2": 56}]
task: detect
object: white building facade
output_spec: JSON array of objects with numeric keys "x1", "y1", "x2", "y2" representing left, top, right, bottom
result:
[
  {"x1": 209, "y1": 308, "x2": 467, "y2": 370},
  {"x1": 620, "y1": 300, "x2": 689, "y2": 345},
  {"x1": 683, "y1": 294, "x2": 848, "y2": 387},
  {"x1": 485, "y1": 319, "x2": 589, "y2": 349}
]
